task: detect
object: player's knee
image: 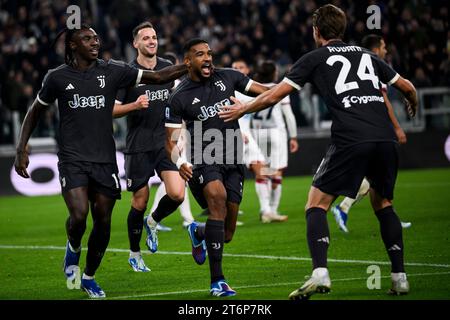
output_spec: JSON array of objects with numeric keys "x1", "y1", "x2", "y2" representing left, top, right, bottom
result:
[
  {"x1": 131, "y1": 196, "x2": 148, "y2": 211},
  {"x1": 167, "y1": 191, "x2": 184, "y2": 204},
  {"x1": 208, "y1": 189, "x2": 227, "y2": 206},
  {"x1": 69, "y1": 205, "x2": 89, "y2": 224}
]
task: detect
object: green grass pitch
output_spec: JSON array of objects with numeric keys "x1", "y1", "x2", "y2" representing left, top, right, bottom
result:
[{"x1": 1, "y1": 168, "x2": 449, "y2": 300}]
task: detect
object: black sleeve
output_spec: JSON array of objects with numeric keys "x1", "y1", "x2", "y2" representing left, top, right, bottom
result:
[
  {"x1": 115, "y1": 88, "x2": 127, "y2": 104},
  {"x1": 165, "y1": 96, "x2": 183, "y2": 128},
  {"x1": 108, "y1": 59, "x2": 141, "y2": 89},
  {"x1": 226, "y1": 69, "x2": 252, "y2": 93},
  {"x1": 37, "y1": 71, "x2": 57, "y2": 105},
  {"x1": 283, "y1": 51, "x2": 318, "y2": 90},
  {"x1": 372, "y1": 56, "x2": 399, "y2": 85}
]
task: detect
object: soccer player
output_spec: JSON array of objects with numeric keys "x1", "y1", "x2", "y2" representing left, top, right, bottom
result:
[
  {"x1": 149, "y1": 51, "x2": 196, "y2": 231},
  {"x1": 250, "y1": 60, "x2": 299, "y2": 222},
  {"x1": 165, "y1": 38, "x2": 269, "y2": 297},
  {"x1": 113, "y1": 21, "x2": 192, "y2": 272},
  {"x1": 219, "y1": 4, "x2": 417, "y2": 299},
  {"x1": 14, "y1": 24, "x2": 187, "y2": 298},
  {"x1": 331, "y1": 34, "x2": 412, "y2": 233}
]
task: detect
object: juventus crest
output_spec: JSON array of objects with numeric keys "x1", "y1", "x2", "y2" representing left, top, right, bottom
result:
[
  {"x1": 97, "y1": 75, "x2": 105, "y2": 88},
  {"x1": 214, "y1": 80, "x2": 226, "y2": 91}
]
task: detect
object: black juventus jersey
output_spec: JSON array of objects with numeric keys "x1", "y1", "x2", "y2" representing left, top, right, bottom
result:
[
  {"x1": 165, "y1": 68, "x2": 252, "y2": 165},
  {"x1": 284, "y1": 40, "x2": 398, "y2": 146},
  {"x1": 38, "y1": 59, "x2": 141, "y2": 163},
  {"x1": 116, "y1": 57, "x2": 174, "y2": 153}
]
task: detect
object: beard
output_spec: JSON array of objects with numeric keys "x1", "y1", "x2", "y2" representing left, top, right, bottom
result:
[{"x1": 139, "y1": 47, "x2": 157, "y2": 58}]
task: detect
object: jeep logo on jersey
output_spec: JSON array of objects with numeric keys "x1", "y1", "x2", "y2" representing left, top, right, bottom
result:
[
  {"x1": 214, "y1": 80, "x2": 226, "y2": 91},
  {"x1": 68, "y1": 94, "x2": 106, "y2": 109},
  {"x1": 197, "y1": 98, "x2": 230, "y2": 121},
  {"x1": 342, "y1": 95, "x2": 384, "y2": 108},
  {"x1": 97, "y1": 75, "x2": 105, "y2": 88},
  {"x1": 145, "y1": 89, "x2": 170, "y2": 101}
]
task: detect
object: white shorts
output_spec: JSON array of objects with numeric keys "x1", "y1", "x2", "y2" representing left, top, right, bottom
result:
[
  {"x1": 242, "y1": 130, "x2": 266, "y2": 167},
  {"x1": 251, "y1": 128, "x2": 288, "y2": 170}
]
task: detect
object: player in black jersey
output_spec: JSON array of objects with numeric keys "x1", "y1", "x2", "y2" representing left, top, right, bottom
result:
[
  {"x1": 14, "y1": 24, "x2": 187, "y2": 299},
  {"x1": 220, "y1": 4, "x2": 418, "y2": 299},
  {"x1": 113, "y1": 21, "x2": 191, "y2": 272},
  {"x1": 331, "y1": 34, "x2": 412, "y2": 233},
  {"x1": 165, "y1": 38, "x2": 270, "y2": 297}
]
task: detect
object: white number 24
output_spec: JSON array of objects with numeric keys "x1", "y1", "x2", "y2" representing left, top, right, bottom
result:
[{"x1": 326, "y1": 53, "x2": 379, "y2": 94}]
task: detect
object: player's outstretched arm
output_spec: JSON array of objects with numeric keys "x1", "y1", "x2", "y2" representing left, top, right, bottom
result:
[
  {"x1": 140, "y1": 64, "x2": 187, "y2": 85},
  {"x1": 392, "y1": 77, "x2": 418, "y2": 117},
  {"x1": 165, "y1": 127, "x2": 192, "y2": 181},
  {"x1": 220, "y1": 81, "x2": 294, "y2": 122},
  {"x1": 113, "y1": 95, "x2": 149, "y2": 118},
  {"x1": 245, "y1": 81, "x2": 271, "y2": 97},
  {"x1": 14, "y1": 99, "x2": 47, "y2": 178}
]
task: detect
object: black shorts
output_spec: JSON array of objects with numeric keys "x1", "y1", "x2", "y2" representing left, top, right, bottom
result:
[
  {"x1": 312, "y1": 142, "x2": 398, "y2": 200},
  {"x1": 124, "y1": 147, "x2": 178, "y2": 192},
  {"x1": 58, "y1": 161, "x2": 121, "y2": 199},
  {"x1": 188, "y1": 164, "x2": 245, "y2": 209}
]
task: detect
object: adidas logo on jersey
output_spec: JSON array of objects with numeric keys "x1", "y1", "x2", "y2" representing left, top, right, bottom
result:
[
  {"x1": 65, "y1": 83, "x2": 75, "y2": 90},
  {"x1": 192, "y1": 97, "x2": 200, "y2": 104}
]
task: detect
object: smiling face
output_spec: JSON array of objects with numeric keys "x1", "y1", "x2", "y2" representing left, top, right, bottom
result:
[
  {"x1": 185, "y1": 42, "x2": 213, "y2": 81},
  {"x1": 70, "y1": 28, "x2": 100, "y2": 61},
  {"x1": 134, "y1": 27, "x2": 158, "y2": 58}
]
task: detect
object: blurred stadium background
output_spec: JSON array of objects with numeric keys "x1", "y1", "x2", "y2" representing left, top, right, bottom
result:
[
  {"x1": 0, "y1": 0, "x2": 449, "y2": 301},
  {"x1": 0, "y1": 0, "x2": 449, "y2": 195}
]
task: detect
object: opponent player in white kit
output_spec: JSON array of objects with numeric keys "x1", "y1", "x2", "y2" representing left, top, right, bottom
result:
[{"x1": 250, "y1": 61, "x2": 299, "y2": 222}]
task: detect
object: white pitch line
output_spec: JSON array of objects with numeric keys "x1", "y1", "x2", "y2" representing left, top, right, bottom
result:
[
  {"x1": 110, "y1": 271, "x2": 450, "y2": 300},
  {"x1": 0, "y1": 244, "x2": 449, "y2": 269}
]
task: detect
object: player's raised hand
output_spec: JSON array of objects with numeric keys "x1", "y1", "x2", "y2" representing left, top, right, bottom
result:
[
  {"x1": 219, "y1": 96, "x2": 245, "y2": 122},
  {"x1": 14, "y1": 149, "x2": 30, "y2": 178},
  {"x1": 134, "y1": 94, "x2": 149, "y2": 110}
]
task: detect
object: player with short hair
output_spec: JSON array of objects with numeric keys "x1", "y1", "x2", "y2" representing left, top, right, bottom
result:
[
  {"x1": 14, "y1": 24, "x2": 186, "y2": 298},
  {"x1": 165, "y1": 38, "x2": 269, "y2": 297},
  {"x1": 250, "y1": 60, "x2": 299, "y2": 222},
  {"x1": 331, "y1": 34, "x2": 412, "y2": 233},
  {"x1": 219, "y1": 4, "x2": 417, "y2": 299},
  {"x1": 113, "y1": 21, "x2": 193, "y2": 272}
]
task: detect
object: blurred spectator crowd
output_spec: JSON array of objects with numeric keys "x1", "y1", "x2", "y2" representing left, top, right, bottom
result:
[{"x1": 0, "y1": 0, "x2": 449, "y2": 144}]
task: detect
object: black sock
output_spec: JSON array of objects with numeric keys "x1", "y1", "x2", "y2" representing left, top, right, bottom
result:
[
  {"x1": 195, "y1": 222, "x2": 206, "y2": 241},
  {"x1": 375, "y1": 206, "x2": 405, "y2": 273},
  {"x1": 152, "y1": 195, "x2": 182, "y2": 223},
  {"x1": 84, "y1": 219, "x2": 111, "y2": 277},
  {"x1": 127, "y1": 207, "x2": 146, "y2": 252},
  {"x1": 306, "y1": 207, "x2": 330, "y2": 269},
  {"x1": 66, "y1": 216, "x2": 86, "y2": 250},
  {"x1": 205, "y1": 219, "x2": 225, "y2": 283}
]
